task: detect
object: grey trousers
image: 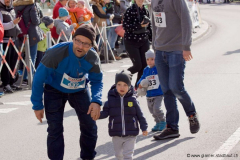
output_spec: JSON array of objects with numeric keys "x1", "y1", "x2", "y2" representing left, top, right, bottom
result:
[
  {"x1": 112, "y1": 136, "x2": 137, "y2": 160},
  {"x1": 147, "y1": 95, "x2": 165, "y2": 123}
]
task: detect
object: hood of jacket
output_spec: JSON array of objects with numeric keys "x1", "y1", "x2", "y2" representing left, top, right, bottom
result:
[
  {"x1": 54, "y1": 19, "x2": 64, "y2": 28},
  {"x1": 108, "y1": 84, "x2": 135, "y2": 98},
  {"x1": 39, "y1": 22, "x2": 49, "y2": 32},
  {"x1": 0, "y1": 0, "x2": 13, "y2": 11}
]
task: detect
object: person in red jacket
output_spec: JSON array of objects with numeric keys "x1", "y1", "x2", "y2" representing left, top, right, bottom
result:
[{"x1": 51, "y1": 0, "x2": 72, "y2": 40}]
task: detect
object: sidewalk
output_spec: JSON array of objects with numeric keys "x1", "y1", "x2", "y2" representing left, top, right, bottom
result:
[{"x1": 192, "y1": 20, "x2": 209, "y2": 42}]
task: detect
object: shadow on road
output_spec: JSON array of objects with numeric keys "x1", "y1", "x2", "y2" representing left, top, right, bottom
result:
[{"x1": 224, "y1": 49, "x2": 240, "y2": 55}]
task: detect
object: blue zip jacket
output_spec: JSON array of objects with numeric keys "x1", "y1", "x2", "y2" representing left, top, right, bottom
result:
[
  {"x1": 31, "y1": 42, "x2": 103, "y2": 110},
  {"x1": 99, "y1": 85, "x2": 148, "y2": 137},
  {"x1": 137, "y1": 66, "x2": 163, "y2": 97}
]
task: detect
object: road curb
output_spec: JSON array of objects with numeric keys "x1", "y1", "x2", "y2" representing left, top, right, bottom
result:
[{"x1": 193, "y1": 20, "x2": 210, "y2": 42}]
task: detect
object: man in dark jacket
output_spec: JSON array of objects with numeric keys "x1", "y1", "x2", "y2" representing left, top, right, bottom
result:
[
  {"x1": 99, "y1": 70, "x2": 148, "y2": 160},
  {"x1": 0, "y1": 0, "x2": 21, "y2": 93},
  {"x1": 14, "y1": 2, "x2": 44, "y2": 83}
]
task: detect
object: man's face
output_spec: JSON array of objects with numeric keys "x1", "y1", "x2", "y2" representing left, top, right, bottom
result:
[
  {"x1": 73, "y1": 35, "x2": 92, "y2": 57},
  {"x1": 4, "y1": 0, "x2": 11, "y2": 6},
  {"x1": 61, "y1": 0, "x2": 68, "y2": 6}
]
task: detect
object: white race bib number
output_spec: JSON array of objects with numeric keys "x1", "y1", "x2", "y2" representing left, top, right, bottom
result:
[
  {"x1": 153, "y1": 12, "x2": 166, "y2": 28},
  {"x1": 147, "y1": 75, "x2": 160, "y2": 90},
  {"x1": 60, "y1": 73, "x2": 86, "y2": 89}
]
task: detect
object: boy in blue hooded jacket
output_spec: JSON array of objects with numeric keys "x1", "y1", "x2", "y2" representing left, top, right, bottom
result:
[
  {"x1": 137, "y1": 49, "x2": 166, "y2": 132},
  {"x1": 99, "y1": 70, "x2": 148, "y2": 160}
]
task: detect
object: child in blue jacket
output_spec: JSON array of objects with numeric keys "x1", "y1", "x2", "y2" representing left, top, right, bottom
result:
[
  {"x1": 137, "y1": 49, "x2": 166, "y2": 132},
  {"x1": 99, "y1": 70, "x2": 148, "y2": 160}
]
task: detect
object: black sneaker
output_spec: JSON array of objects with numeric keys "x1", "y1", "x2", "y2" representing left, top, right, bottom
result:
[
  {"x1": 22, "y1": 79, "x2": 28, "y2": 85},
  {"x1": 11, "y1": 84, "x2": 22, "y2": 91},
  {"x1": 189, "y1": 113, "x2": 200, "y2": 134},
  {"x1": 153, "y1": 128, "x2": 180, "y2": 140},
  {"x1": 3, "y1": 84, "x2": 14, "y2": 93}
]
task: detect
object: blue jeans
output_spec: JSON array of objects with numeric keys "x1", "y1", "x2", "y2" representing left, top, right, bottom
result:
[
  {"x1": 107, "y1": 24, "x2": 118, "y2": 50},
  {"x1": 155, "y1": 50, "x2": 196, "y2": 131},
  {"x1": 23, "y1": 43, "x2": 38, "y2": 80},
  {"x1": 44, "y1": 84, "x2": 97, "y2": 160}
]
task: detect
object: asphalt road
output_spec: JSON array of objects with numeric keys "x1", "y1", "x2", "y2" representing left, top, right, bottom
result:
[{"x1": 0, "y1": 3, "x2": 240, "y2": 160}]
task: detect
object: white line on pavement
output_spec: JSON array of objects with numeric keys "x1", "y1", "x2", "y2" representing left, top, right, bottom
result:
[
  {"x1": 208, "y1": 127, "x2": 240, "y2": 160},
  {"x1": 0, "y1": 108, "x2": 18, "y2": 113},
  {"x1": 120, "y1": 65, "x2": 131, "y2": 68},
  {"x1": 4, "y1": 101, "x2": 32, "y2": 106},
  {"x1": 106, "y1": 70, "x2": 119, "y2": 73},
  {"x1": 23, "y1": 95, "x2": 31, "y2": 98}
]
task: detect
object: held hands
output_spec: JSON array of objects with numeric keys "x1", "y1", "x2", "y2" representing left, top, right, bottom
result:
[
  {"x1": 13, "y1": 17, "x2": 21, "y2": 25},
  {"x1": 34, "y1": 109, "x2": 44, "y2": 123},
  {"x1": 142, "y1": 131, "x2": 148, "y2": 136},
  {"x1": 183, "y1": 50, "x2": 193, "y2": 61},
  {"x1": 87, "y1": 103, "x2": 101, "y2": 121},
  {"x1": 141, "y1": 21, "x2": 149, "y2": 28}
]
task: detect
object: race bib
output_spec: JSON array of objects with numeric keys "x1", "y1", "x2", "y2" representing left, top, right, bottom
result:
[
  {"x1": 146, "y1": 75, "x2": 160, "y2": 90},
  {"x1": 60, "y1": 73, "x2": 86, "y2": 89},
  {"x1": 153, "y1": 12, "x2": 166, "y2": 28}
]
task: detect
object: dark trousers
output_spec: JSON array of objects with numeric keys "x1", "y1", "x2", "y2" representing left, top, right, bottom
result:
[
  {"x1": 124, "y1": 40, "x2": 149, "y2": 88},
  {"x1": 1, "y1": 42, "x2": 18, "y2": 86},
  {"x1": 35, "y1": 51, "x2": 44, "y2": 69},
  {"x1": 44, "y1": 84, "x2": 98, "y2": 160}
]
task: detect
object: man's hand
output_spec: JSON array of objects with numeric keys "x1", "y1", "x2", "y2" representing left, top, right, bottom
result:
[
  {"x1": 87, "y1": 103, "x2": 101, "y2": 120},
  {"x1": 34, "y1": 109, "x2": 44, "y2": 123},
  {"x1": 183, "y1": 50, "x2": 193, "y2": 61},
  {"x1": 13, "y1": 17, "x2": 21, "y2": 25},
  {"x1": 138, "y1": 84, "x2": 142, "y2": 89},
  {"x1": 141, "y1": 21, "x2": 149, "y2": 28},
  {"x1": 142, "y1": 131, "x2": 148, "y2": 136}
]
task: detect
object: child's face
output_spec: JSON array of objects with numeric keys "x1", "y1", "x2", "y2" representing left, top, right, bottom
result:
[
  {"x1": 146, "y1": 57, "x2": 155, "y2": 68},
  {"x1": 47, "y1": 23, "x2": 54, "y2": 29},
  {"x1": 116, "y1": 81, "x2": 129, "y2": 96},
  {"x1": 77, "y1": 2, "x2": 84, "y2": 8}
]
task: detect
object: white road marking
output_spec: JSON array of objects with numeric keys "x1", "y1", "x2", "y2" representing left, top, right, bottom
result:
[
  {"x1": 0, "y1": 108, "x2": 18, "y2": 113},
  {"x1": 23, "y1": 95, "x2": 31, "y2": 98},
  {"x1": 120, "y1": 65, "x2": 131, "y2": 68},
  {"x1": 208, "y1": 127, "x2": 240, "y2": 160},
  {"x1": 106, "y1": 70, "x2": 119, "y2": 73},
  {"x1": 4, "y1": 101, "x2": 32, "y2": 106}
]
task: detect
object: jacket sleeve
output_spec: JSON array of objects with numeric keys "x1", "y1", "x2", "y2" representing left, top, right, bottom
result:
[
  {"x1": 123, "y1": 7, "x2": 142, "y2": 32},
  {"x1": 88, "y1": 55, "x2": 103, "y2": 106},
  {"x1": 31, "y1": 63, "x2": 54, "y2": 110},
  {"x1": 173, "y1": 0, "x2": 192, "y2": 51},
  {"x1": 92, "y1": 5, "x2": 110, "y2": 19},
  {"x1": 146, "y1": 10, "x2": 152, "y2": 42},
  {"x1": 137, "y1": 67, "x2": 147, "y2": 86},
  {"x1": 86, "y1": 8, "x2": 94, "y2": 17},
  {"x1": 99, "y1": 101, "x2": 109, "y2": 119},
  {"x1": 136, "y1": 101, "x2": 148, "y2": 131},
  {"x1": 0, "y1": 12, "x2": 15, "y2": 30},
  {"x1": 151, "y1": 10, "x2": 156, "y2": 51},
  {"x1": 30, "y1": 5, "x2": 41, "y2": 25}
]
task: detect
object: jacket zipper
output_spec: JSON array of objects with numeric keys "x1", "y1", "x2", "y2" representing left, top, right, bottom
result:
[
  {"x1": 111, "y1": 119, "x2": 114, "y2": 129},
  {"x1": 120, "y1": 96, "x2": 125, "y2": 135},
  {"x1": 133, "y1": 117, "x2": 137, "y2": 128}
]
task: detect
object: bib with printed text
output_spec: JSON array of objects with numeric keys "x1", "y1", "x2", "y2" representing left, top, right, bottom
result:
[
  {"x1": 146, "y1": 75, "x2": 160, "y2": 90},
  {"x1": 60, "y1": 73, "x2": 86, "y2": 89},
  {"x1": 153, "y1": 12, "x2": 166, "y2": 28}
]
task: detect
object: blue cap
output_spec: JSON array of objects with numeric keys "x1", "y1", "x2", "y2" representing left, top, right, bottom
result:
[{"x1": 59, "y1": 7, "x2": 69, "y2": 18}]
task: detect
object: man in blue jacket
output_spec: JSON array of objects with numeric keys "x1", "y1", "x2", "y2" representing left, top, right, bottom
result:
[{"x1": 31, "y1": 24, "x2": 103, "y2": 160}]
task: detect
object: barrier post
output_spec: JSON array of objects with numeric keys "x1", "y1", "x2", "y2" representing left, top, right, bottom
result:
[
  {"x1": 47, "y1": 31, "x2": 52, "y2": 49},
  {"x1": 24, "y1": 35, "x2": 33, "y2": 89},
  {"x1": 102, "y1": 22, "x2": 109, "y2": 63}
]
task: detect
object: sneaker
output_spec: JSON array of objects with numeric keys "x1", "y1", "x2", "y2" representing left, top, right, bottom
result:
[
  {"x1": 11, "y1": 84, "x2": 22, "y2": 91},
  {"x1": 0, "y1": 92, "x2": 4, "y2": 97},
  {"x1": 3, "y1": 84, "x2": 14, "y2": 93},
  {"x1": 153, "y1": 128, "x2": 180, "y2": 140},
  {"x1": 189, "y1": 113, "x2": 200, "y2": 134},
  {"x1": 22, "y1": 79, "x2": 28, "y2": 85},
  {"x1": 152, "y1": 121, "x2": 166, "y2": 132}
]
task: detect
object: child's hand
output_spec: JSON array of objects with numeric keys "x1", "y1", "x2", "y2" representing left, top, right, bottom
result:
[
  {"x1": 72, "y1": 23, "x2": 77, "y2": 28},
  {"x1": 142, "y1": 131, "x2": 148, "y2": 136},
  {"x1": 138, "y1": 84, "x2": 142, "y2": 89}
]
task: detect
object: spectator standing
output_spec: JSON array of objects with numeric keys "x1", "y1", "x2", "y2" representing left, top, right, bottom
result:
[
  {"x1": 151, "y1": 0, "x2": 200, "y2": 140},
  {"x1": 15, "y1": 1, "x2": 44, "y2": 84},
  {"x1": 67, "y1": 0, "x2": 80, "y2": 30},
  {"x1": 51, "y1": 0, "x2": 71, "y2": 41},
  {"x1": 39, "y1": 0, "x2": 56, "y2": 9},
  {"x1": 0, "y1": 18, "x2": 5, "y2": 96},
  {"x1": 0, "y1": 0, "x2": 22, "y2": 93},
  {"x1": 123, "y1": 0, "x2": 152, "y2": 89},
  {"x1": 35, "y1": 16, "x2": 54, "y2": 69},
  {"x1": 54, "y1": 7, "x2": 77, "y2": 42}
]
